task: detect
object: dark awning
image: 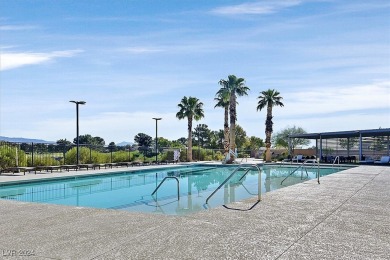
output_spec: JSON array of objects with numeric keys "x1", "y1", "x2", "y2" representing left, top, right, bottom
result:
[{"x1": 289, "y1": 128, "x2": 390, "y2": 139}]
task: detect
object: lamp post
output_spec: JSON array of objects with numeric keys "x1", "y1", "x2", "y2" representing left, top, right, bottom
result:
[
  {"x1": 152, "y1": 118, "x2": 162, "y2": 163},
  {"x1": 197, "y1": 124, "x2": 200, "y2": 161},
  {"x1": 70, "y1": 100, "x2": 86, "y2": 165}
]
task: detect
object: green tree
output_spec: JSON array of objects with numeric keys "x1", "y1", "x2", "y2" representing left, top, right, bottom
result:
[
  {"x1": 93, "y1": 136, "x2": 105, "y2": 147},
  {"x1": 108, "y1": 142, "x2": 117, "y2": 152},
  {"x1": 176, "y1": 96, "x2": 204, "y2": 161},
  {"x1": 20, "y1": 143, "x2": 32, "y2": 153},
  {"x1": 34, "y1": 143, "x2": 48, "y2": 153},
  {"x1": 235, "y1": 125, "x2": 247, "y2": 149},
  {"x1": 209, "y1": 130, "x2": 224, "y2": 149},
  {"x1": 171, "y1": 137, "x2": 187, "y2": 148},
  {"x1": 55, "y1": 139, "x2": 72, "y2": 152},
  {"x1": 156, "y1": 137, "x2": 171, "y2": 149},
  {"x1": 134, "y1": 133, "x2": 153, "y2": 159},
  {"x1": 176, "y1": 137, "x2": 187, "y2": 146},
  {"x1": 272, "y1": 126, "x2": 310, "y2": 154},
  {"x1": 193, "y1": 124, "x2": 211, "y2": 148},
  {"x1": 73, "y1": 134, "x2": 105, "y2": 149},
  {"x1": 134, "y1": 133, "x2": 153, "y2": 147},
  {"x1": 244, "y1": 136, "x2": 264, "y2": 151},
  {"x1": 218, "y1": 75, "x2": 250, "y2": 163},
  {"x1": 57, "y1": 139, "x2": 72, "y2": 146},
  {"x1": 257, "y1": 89, "x2": 284, "y2": 162}
]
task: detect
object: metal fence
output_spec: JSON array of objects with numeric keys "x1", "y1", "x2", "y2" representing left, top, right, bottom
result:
[
  {"x1": 0, "y1": 142, "x2": 133, "y2": 169},
  {"x1": 0, "y1": 141, "x2": 255, "y2": 170}
]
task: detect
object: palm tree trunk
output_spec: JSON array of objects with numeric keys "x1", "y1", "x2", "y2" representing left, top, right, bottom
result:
[
  {"x1": 224, "y1": 105, "x2": 230, "y2": 157},
  {"x1": 228, "y1": 94, "x2": 237, "y2": 163},
  {"x1": 187, "y1": 117, "x2": 193, "y2": 162},
  {"x1": 265, "y1": 105, "x2": 273, "y2": 162}
]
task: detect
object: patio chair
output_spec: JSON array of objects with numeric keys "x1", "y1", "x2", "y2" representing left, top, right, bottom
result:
[
  {"x1": 3, "y1": 167, "x2": 36, "y2": 175},
  {"x1": 374, "y1": 156, "x2": 390, "y2": 164},
  {"x1": 359, "y1": 157, "x2": 375, "y2": 164},
  {"x1": 292, "y1": 155, "x2": 303, "y2": 163},
  {"x1": 78, "y1": 164, "x2": 94, "y2": 170},
  {"x1": 36, "y1": 165, "x2": 62, "y2": 173}
]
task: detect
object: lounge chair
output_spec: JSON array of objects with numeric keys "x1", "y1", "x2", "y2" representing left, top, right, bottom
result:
[
  {"x1": 292, "y1": 155, "x2": 303, "y2": 163},
  {"x1": 92, "y1": 163, "x2": 105, "y2": 169},
  {"x1": 359, "y1": 157, "x2": 375, "y2": 164},
  {"x1": 130, "y1": 161, "x2": 141, "y2": 166},
  {"x1": 36, "y1": 165, "x2": 62, "y2": 173},
  {"x1": 304, "y1": 158, "x2": 318, "y2": 164},
  {"x1": 61, "y1": 165, "x2": 79, "y2": 171},
  {"x1": 374, "y1": 156, "x2": 390, "y2": 164},
  {"x1": 78, "y1": 164, "x2": 95, "y2": 170},
  {"x1": 168, "y1": 160, "x2": 178, "y2": 164},
  {"x1": 104, "y1": 163, "x2": 118, "y2": 168},
  {"x1": 3, "y1": 167, "x2": 36, "y2": 175},
  {"x1": 117, "y1": 162, "x2": 131, "y2": 167}
]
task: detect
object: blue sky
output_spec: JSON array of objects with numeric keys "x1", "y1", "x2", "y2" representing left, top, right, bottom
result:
[{"x1": 1, "y1": 0, "x2": 389, "y2": 144}]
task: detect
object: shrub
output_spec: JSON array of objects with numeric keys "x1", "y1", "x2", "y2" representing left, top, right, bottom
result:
[
  {"x1": 0, "y1": 145, "x2": 28, "y2": 169},
  {"x1": 112, "y1": 150, "x2": 132, "y2": 162},
  {"x1": 213, "y1": 151, "x2": 224, "y2": 161}
]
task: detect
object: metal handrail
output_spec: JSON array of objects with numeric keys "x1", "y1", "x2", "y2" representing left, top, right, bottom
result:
[
  {"x1": 332, "y1": 156, "x2": 340, "y2": 167},
  {"x1": 239, "y1": 155, "x2": 249, "y2": 164},
  {"x1": 205, "y1": 164, "x2": 262, "y2": 205},
  {"x1": 281, "y1": 159, "x2": 320, "y2": 185},
  {"x1": 238, "y1": 168, "x2": 252, "y2": 182},
  {"x1": 151, "y1": 176, "x2": 180, "y2": 201}
]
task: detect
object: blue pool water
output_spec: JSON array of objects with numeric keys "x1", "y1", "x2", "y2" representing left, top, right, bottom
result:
[{"x1": 0, "y1": 164, "x2": 348, "y2": 215}]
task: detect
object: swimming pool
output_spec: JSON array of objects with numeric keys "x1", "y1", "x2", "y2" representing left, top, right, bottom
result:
[{"x1": 0, "y1": 164, "x2": 349, "y2": 215}]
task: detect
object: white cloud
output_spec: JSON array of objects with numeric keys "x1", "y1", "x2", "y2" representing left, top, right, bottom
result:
[
  {"x1": 211, "y1": 0, "x2": 303, "y2": 15},
  {"x1": 283, "y1": 81, "x2": 390, "y2": 116},
  {"x1": 235, "y1": 80, "x2": 390, "y2": 137},
  {"x1": 123, "y1": 47, "x2": 164, "y2": 54},
  {"x1": 0, "y1": 50, "x2": 83, "y2": 71},
  {"x1": 0, "y1": 25, "x2": 38, "y2": 31}
]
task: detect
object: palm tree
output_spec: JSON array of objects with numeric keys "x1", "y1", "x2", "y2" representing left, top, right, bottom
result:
[
  {"x1": 176, "y1": 96, "x2": 204, "y2": 162},
  {"x1": 257, "y1": 89, "x2": 284, "y2": 162},
  {"x1": 219, "y1": 75, "x2": 250, "y2": 163},
  {"x1": 214, "y1": 86, "x2": 230, "y2": 158}
]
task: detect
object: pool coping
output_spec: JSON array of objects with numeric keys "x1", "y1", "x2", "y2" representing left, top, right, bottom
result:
[
  {"x1": 0, "y1": 163, "x2": 191, "y2": 186},
  {"x1": 0, "y1": 161, "x2": 354, "y2": 186}
]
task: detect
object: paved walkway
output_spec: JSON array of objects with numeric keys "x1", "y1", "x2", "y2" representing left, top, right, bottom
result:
[{"x1": 0, "y1": 165, "x2": 389, "y2": 259}]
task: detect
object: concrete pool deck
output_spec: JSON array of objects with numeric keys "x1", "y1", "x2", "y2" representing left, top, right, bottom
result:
[{"x1": 0, "y1": 165, "x2": 389, "y2": 259}]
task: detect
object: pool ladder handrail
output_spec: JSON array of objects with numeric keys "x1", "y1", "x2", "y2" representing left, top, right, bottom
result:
[
  {"x1": 280, "y1": 159, "x2": 320, "y2": 186},
  {"x1": 239, "y1": 155, "x2": 248, "y2": 164},
  {"x1": 205, "y1": 163, "x2": 262, "y2": 206},
  {"x1": 151, "y1": 176, "x2": 180, "y2": 201},
  {"x1": 332, "y1": 156, "x2": 340, "y2": 168}
]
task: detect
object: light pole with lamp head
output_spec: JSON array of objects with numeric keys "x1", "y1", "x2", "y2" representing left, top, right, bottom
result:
[
  {"x1": 152, "y1": 118, "x2": 162, "y2": 163},
  {"x1": 197, "y1": 124, "x2": 200, "y2": 161},
  {"x1": 70, "y1": 100, "x2": 86, "y2": 165}
]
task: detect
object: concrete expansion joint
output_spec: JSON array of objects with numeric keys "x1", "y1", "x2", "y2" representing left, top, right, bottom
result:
[{"x1": 274, "y1": 172, "x2": 378, "y2": 259}]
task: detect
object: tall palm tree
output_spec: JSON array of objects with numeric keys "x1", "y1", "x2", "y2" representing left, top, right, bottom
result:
[
  {"x1": 219, "y1": 75, "x2": 250, "y2": 163},
  {"x1": 257, "y1": 89, "x2": 284, "y2": 162},
  {"x1": 214, "y1": 86, "x2": 230, "y2": 158},
  {"x1": 176, "y1": 96, "x2": 204, "y2": 162}
]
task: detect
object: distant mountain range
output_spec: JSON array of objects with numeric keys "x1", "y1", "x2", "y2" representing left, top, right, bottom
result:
[
  {"x1": 0, "y1": 136, "x2": 133, "y2": 146},
  {"x1": 0, "y1": 136, "x2": 55, "y2": 144}
]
